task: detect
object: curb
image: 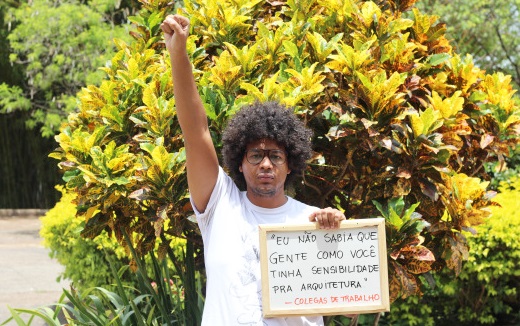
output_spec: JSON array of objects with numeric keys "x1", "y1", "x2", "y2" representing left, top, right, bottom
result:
[{"x1": 0, "y1": 209, "x2": 48, "y2": 219}]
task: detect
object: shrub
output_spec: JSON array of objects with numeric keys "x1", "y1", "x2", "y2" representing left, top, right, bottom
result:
[
  {"x1": 448, "y1": 176, "x2": 520, "y2": 324},
  {"x1": 40, "y1": 186, "x2": 129, "y2": 291},
  {"x1": 381, "y1": 176, "x2": 520, "y2": 325},
  {"x1": 40, "y1": 186, "x2": 188, "y2": 292},
  {"x1": 50, "y1": 0, "x2": 520, "y2": 308}
]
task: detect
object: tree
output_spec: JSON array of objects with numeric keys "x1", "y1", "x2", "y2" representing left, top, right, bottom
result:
[
  {"x1": 416, "y1": 0, "x2": 520, "y2": 90},
  {"x1": 50, "y1": 0, "x2": 520, "y2": 313},
  {"x1": 0, "y1": 0, "x2": 139, "y2": 207},
  {"x1": 0, "y1": 0, "x2": 137, "y2": 137}
]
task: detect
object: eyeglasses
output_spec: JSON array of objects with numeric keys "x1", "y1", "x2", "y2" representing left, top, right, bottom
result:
[{"x1": 245, "y1": 149, "x2": 287, "y2": 166}]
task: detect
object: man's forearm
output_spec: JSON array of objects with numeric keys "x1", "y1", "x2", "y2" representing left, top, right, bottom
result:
[{"x1": 171, "y1": 52, "x2": 209, "y2": 141}]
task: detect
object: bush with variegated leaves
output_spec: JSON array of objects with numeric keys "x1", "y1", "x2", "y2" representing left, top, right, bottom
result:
[
  {"x1": 51, "y1": 0, "x2": 520, "y2": 312},
  {"x1": 382, "y1": 175, "x2": 520, "y2": 325}
]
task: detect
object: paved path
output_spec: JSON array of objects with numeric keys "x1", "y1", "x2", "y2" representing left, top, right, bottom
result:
[{"x1": 0, "y1": 216, "x2": 70, "y2": 325}]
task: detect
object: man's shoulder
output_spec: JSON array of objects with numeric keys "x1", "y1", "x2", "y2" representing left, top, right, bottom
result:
[{"x1": 287, "y1": 196, "x2": 318, "y2": 213}]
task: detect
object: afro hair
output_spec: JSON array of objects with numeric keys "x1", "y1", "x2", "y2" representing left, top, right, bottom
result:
[{"x1": 222, "y1": 101, "x2": 313, "y2": 190}]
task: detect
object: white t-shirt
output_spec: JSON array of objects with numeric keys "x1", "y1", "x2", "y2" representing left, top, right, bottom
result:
[{"x1": 193, "y1": 167, "x2": 324, "y2": 326}]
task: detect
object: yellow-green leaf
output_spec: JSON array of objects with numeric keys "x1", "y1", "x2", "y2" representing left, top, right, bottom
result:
[
  {"x1": 429, "y1": 90, "x2": 464, "y2": 119},
  {"x1": 142, "y1": 85, "x2": 159, "y2": 108},
  {"x1": 409, "y1": 106, "x2": 443, "y2": 137}
]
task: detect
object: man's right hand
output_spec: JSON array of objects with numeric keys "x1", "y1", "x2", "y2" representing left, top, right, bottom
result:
[{"x1": 160, "y1": 14, "x2": 190, "y2": 56}]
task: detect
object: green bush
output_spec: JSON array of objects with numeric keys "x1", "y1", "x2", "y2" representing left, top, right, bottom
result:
[
  {"x1": 381, "y1": 176, "x2": 520, "y2": 325},
  {"x1": 452, "y1": 176, "x2": 520, "y2": 325},
  {"x1": 50, "y1": 0, "x2": 520, "y2": 304},
  {"x1": 40, "y1": 186, "x2": 188, "y2": 292},
  {"x1": 40, "y1": 186, "x2": 130, "y2": 290}
]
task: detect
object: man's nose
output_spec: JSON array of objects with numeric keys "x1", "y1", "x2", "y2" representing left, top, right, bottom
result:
[{"x1": 259, "y1": 155, "x2": 274, "y2": 168}]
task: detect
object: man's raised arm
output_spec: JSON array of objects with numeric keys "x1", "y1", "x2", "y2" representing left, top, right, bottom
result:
[{"x1": 161, "y1": 14, "x2": 219, "y2": 213}]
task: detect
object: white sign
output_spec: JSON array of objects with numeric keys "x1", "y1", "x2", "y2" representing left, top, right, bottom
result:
[{"x1": 259, "y1": 218, "x2": 389, "y2": 317}]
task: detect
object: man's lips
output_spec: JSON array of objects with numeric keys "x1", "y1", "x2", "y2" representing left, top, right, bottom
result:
[{"x1": 257, "y1": 173, "x2": 274, "y2": 181}]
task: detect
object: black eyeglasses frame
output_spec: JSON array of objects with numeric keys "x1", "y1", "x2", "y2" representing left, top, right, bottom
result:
[{"x1": 244, "y1": 149, "x2": 288, "y2": 166}]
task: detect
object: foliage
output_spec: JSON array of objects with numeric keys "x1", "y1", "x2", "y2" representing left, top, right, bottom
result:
[
  {"x1": 486, "y1": 141, "x2": 520, "y2": 190},
  {"x1": 50, "y1": 0, "x2": 197, "y2": 262},
  {"x1": 416, "y1": 0, "x2": 520, "y2": 90},
  {"x1": 381, "y1": 176, "x2": 520, "y2": 325},
  {"x1": 50, "y1": 0, "x2": 520, "y2": 308},
  {"x1": 442, "y1": 176, "x2": 520, "y2": 324},
  {"x1": 326, "y1": 313, "x2": 383, "y2": 326},
  {"x1": 0, "y1": 0, "x2": 140, "y2": 208},
  {"x1": 42, "y1": 1, "x2": 202, "y2": 320},
  {"x1": 40, "y1": 186, "x2": 188, "y2": 292},
  {"x1": 0, "y1": 0, "x2": 21, "y2": 85},
  {"x1": 0, "y1": 0, "x2": 136, "y2": 137},
  {"x1": 2, "y1": 249, "x2": 204, "y2": 326},
  {"x1": 415, "y1": 0, "x2": 520, "y2": 189},
  {"x1": 40, "y1": 186, "x2": 130, "y2": 290}
]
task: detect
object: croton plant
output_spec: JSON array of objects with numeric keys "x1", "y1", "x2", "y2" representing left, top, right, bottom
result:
[{"x1": 51, "y1": 0, "x2": 520, "y2": 302}]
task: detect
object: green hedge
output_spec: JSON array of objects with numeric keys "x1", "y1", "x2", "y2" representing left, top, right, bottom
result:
[
  {"x1": 40, "y1": 186, "x2": 187, "y2": 291},
  {"x1": 40, "y1": 186, "x2": 130, "y2": 290},
  {"x1": 381, "y1": 176, "x2": 520, "y2": 325}
]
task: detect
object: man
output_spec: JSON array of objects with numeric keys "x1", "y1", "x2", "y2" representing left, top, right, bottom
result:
[{"x1": 161, "y1": 14, "x2": 346, "y2": 325}]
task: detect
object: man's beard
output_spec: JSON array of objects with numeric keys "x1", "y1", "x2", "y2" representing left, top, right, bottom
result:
[{"x1": 250, "y1": 185, "x2": 278, "y2": 198}]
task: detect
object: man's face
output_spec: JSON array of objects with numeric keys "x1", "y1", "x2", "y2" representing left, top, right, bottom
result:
[{"x1": 239, "y1": 138, "x2": 291, "y2": 207}]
